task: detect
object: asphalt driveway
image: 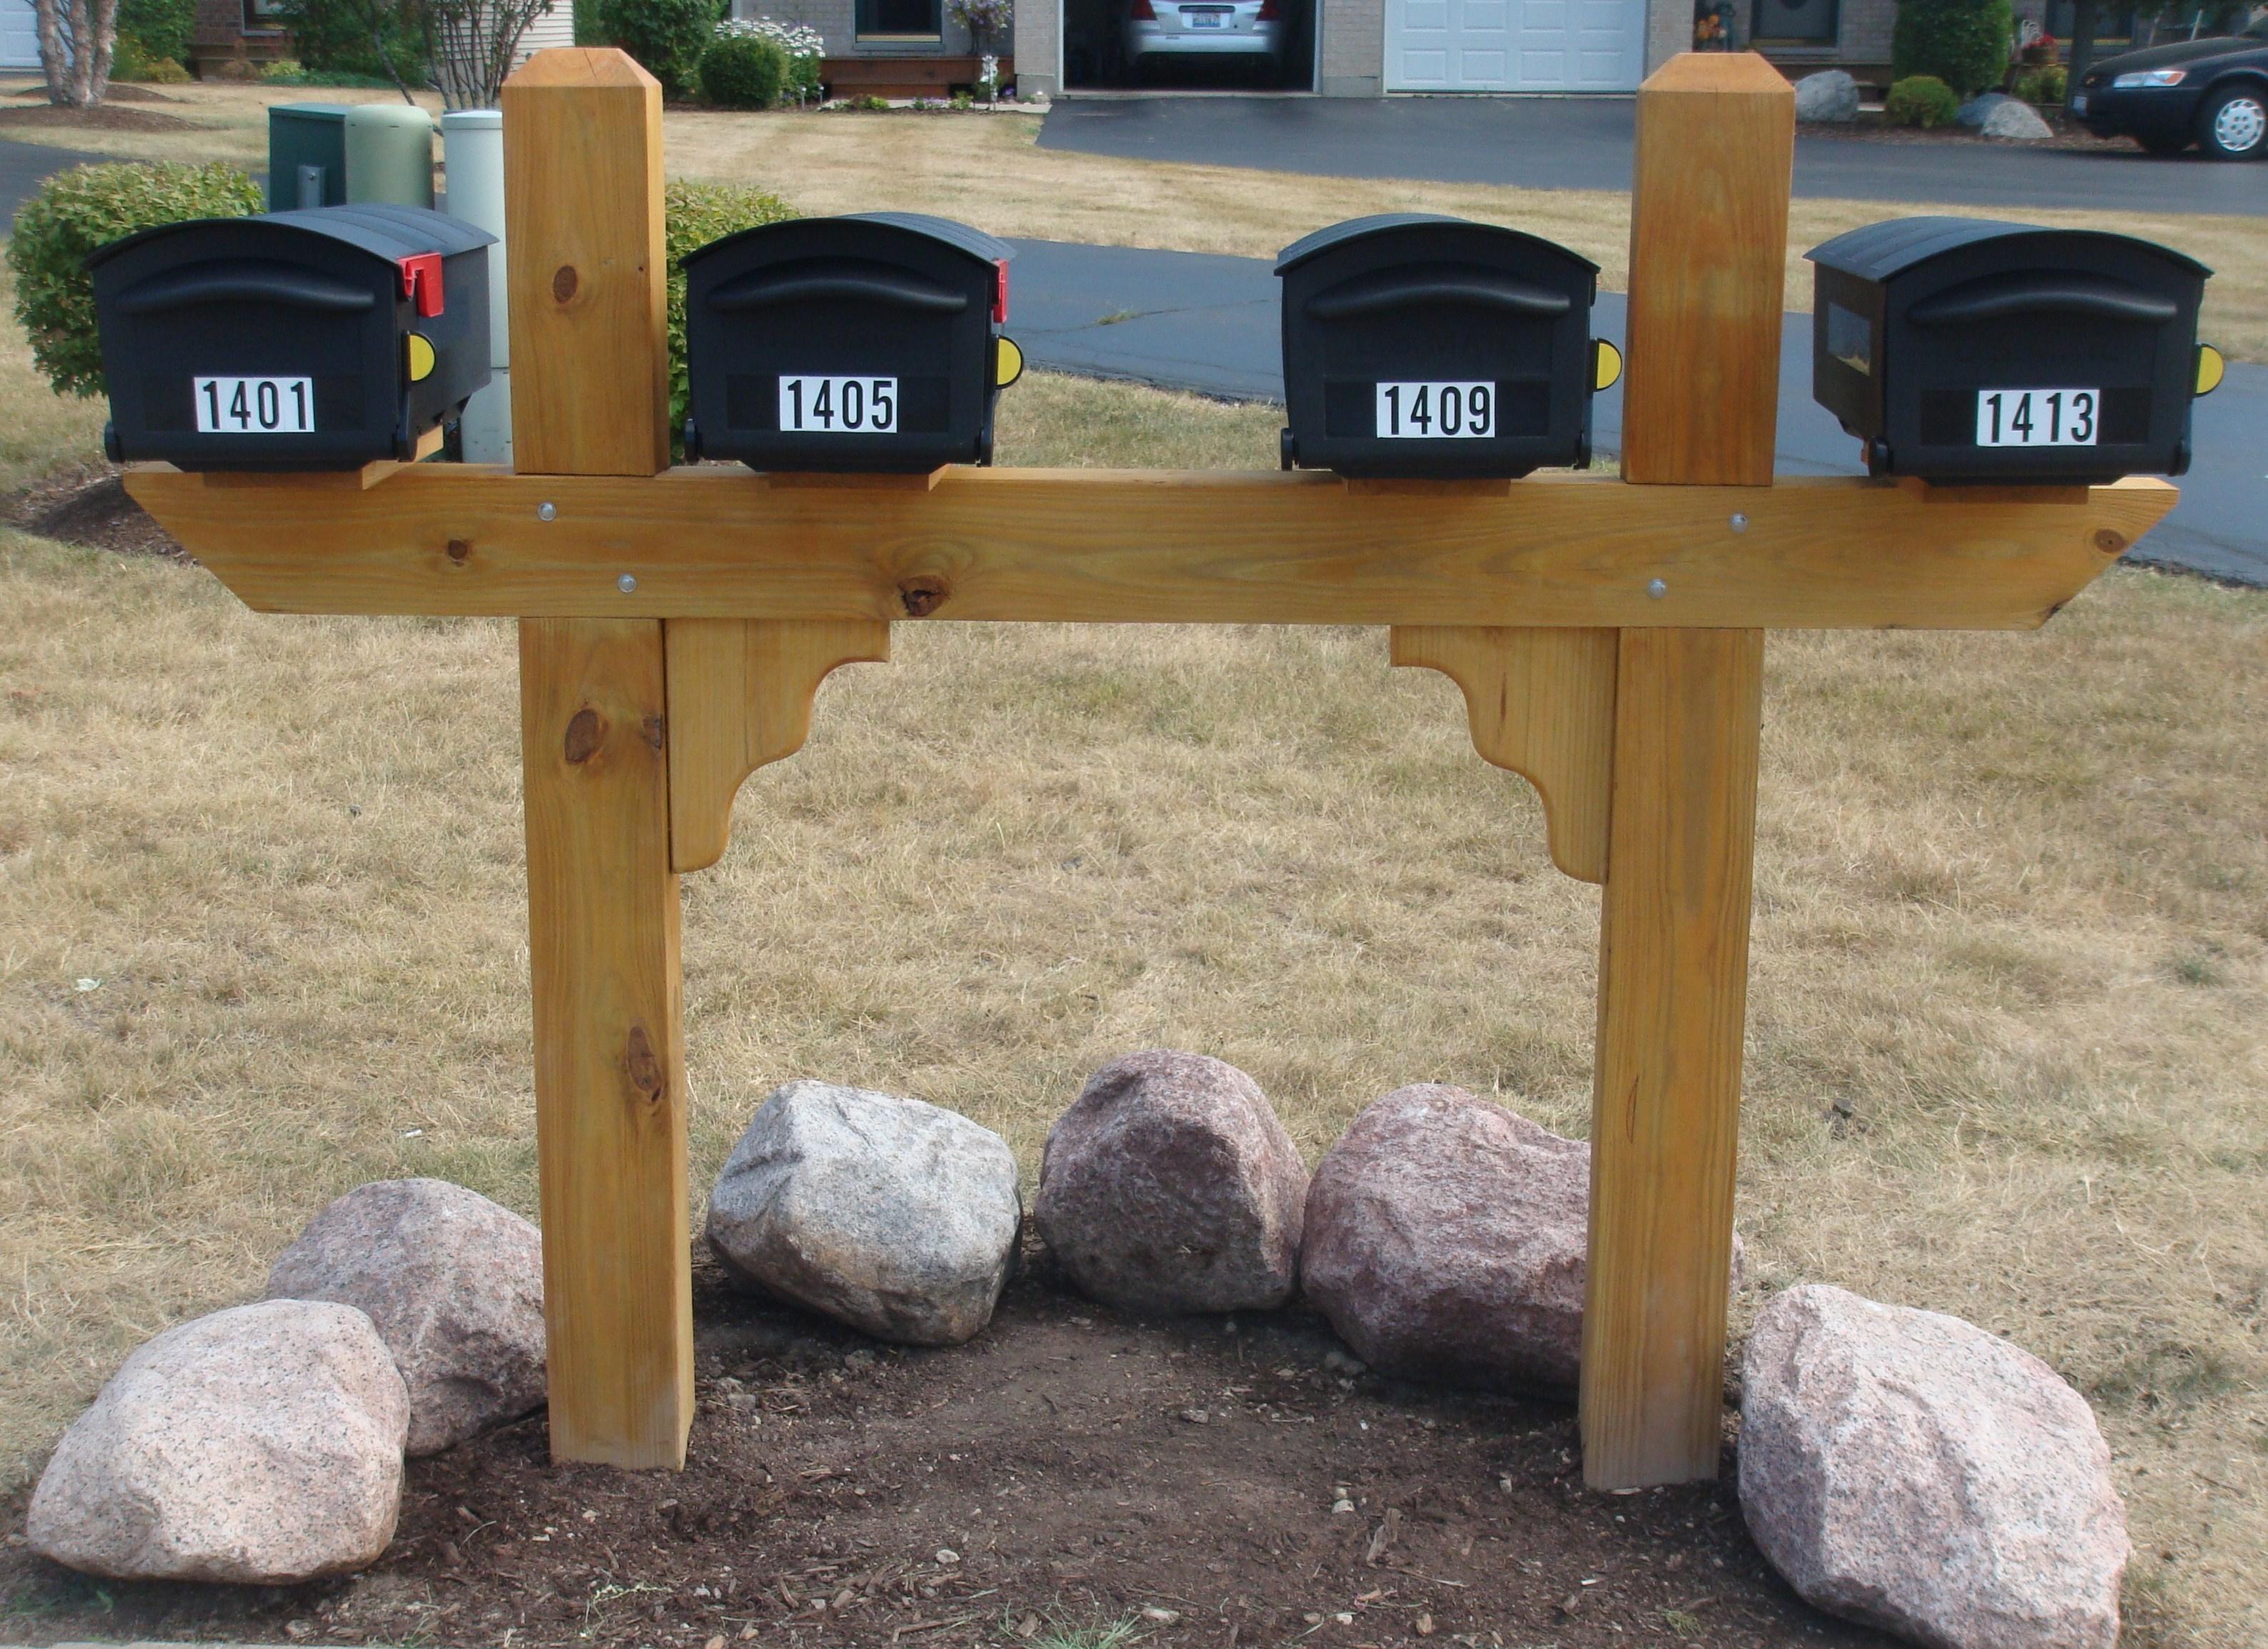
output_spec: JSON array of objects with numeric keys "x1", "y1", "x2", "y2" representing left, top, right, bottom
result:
[
  {"x1": 1038, "y1": 96, "x2": 2268, "y2": 217},
  {"x1": 1005, "y1": 237, "x2": 2268, "y2": 585}
]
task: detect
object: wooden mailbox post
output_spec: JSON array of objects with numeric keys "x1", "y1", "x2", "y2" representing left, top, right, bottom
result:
[{"x1": 127, "y1": 49, "x2": 2174, "y2": 1485}]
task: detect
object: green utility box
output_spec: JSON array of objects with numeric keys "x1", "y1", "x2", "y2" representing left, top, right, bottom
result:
[
  {"x1": 267, "y1": 103, "x2": 435, "y2": 213},
  {"x1": 267, "y1": 103, "x2": 350, "y2": 212}
]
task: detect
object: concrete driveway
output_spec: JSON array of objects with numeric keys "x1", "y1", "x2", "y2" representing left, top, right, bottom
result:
[
  {"x1": 1038, "y1": 97, "x2": 2268, "y2": 217},
  {"x1": 1005, "y1": 237, "x2": 2268, "y2": 585}
]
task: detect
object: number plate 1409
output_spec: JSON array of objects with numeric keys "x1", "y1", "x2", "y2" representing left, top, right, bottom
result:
[
  {"x1": 1376, "y1": 382, "x2": 1495, "y2": 440},
  {"x1": 1975, "y1": 387, "x2": 2098, "y2": 448},
  {"x1": 194, "y1": 376, "x2": 315, "y2": 435},
  {"x1": 778, "y1": 375, "x2": 898, "y2": 434}
]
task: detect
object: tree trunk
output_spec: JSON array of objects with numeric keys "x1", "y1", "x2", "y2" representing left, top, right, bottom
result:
[
  {"x1": 2067, "y1": 0, "x2": 2100, "y2": 105},
  {"x1": 34, "y1": 0, "x2": 115, "y2": 107}
]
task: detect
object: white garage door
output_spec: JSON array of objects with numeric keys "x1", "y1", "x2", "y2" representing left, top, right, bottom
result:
[
  {"x1": 1386, "y1": 0, "x2": 1645, "y2": 91},
  {"x1": 0, "y1": 0, "x2": 39, "y2": 71}
]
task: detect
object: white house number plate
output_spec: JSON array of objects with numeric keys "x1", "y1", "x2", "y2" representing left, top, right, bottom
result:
[
  {"x1": 194, "y1": 376, "x2": 315, "y2": 434},
  {"x1": 778, "y1": 375, "x2": 898, "y2": 434},
  {"x1": 1376, "y1": 382, "x2": 1495, "y2": 440},
  {"x1": 1975, "y1": 387, "x2": 2099, "y2": 447}
]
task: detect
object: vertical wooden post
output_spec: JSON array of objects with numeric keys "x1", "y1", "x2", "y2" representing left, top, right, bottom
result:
[
  {"x1": 506, "y1": 49, "x2": 692, "y2": 1468},
  {"x1": 1579, "y1": 51, "x2": 1791, "y2": 1490}
]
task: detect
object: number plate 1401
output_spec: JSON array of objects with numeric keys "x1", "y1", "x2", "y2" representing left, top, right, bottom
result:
[
  {"x1": 1975, "y1": 387, "x2": 2098, "y2": 448},
  {"x1": 194, "y1": 376, "x2": 315, "y2": 435},
  {"x1": 1376, "y1": 382, "x2": 1495, "y2": 440},
  {"x1": 778, "y1": 375, "x2": 898, "y2": 434}
]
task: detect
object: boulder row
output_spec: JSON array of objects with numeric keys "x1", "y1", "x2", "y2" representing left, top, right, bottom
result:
[
  {"x1": 1035, "y1": 1050, "x2": 1307, "y2": 1314},
  {"x1": 1981, "y1": 99, "x2": 2055, "y2": 141},
  {"x1": 1739, "y1": 1283, "x2": 2128, "y2": 1649},
  {"x1": 706, "y1": 1079, "x2": 1022, "y2": 1345},
  {"x1": 267, "y1": 1177, "x2": 546, "y2": 1456},
  {"x1": 1794, "y1": 70, "x2": 1861, "y2": 122},
  {"x1": 27, "y1": 1299, "x2": 409, "y2": 1583}
]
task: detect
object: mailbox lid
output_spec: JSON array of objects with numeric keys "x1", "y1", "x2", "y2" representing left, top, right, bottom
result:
[
  {"x1": 91, "y1": 201, "x2": 495, "y2": 274},
  {"x1": 1275, "y1": 213, "x2": 1600, "y2": 282},
  {"x1": 1806, "y1": 215, "x2": 2209, "y2": 286}
]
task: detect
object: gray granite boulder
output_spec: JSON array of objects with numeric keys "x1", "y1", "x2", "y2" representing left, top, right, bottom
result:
[
  {"x1": 1981, "y1": 98, "x2": 2055, "y2": 140},
  {"x1": 267, "y1": 1177, "x2": 545, "y2": 1456},
  {"x1": 1794, "y1": 69, "x2": 1861, "y2": 122},
  {"x1": 1302, "y1": 1084, "x2": 1742, "y2": 1393},
  {"x1": 706, "y1": 1079, "x2": 1021, "y2": 1345},
  {"x1": 1035, "y1": 1051, "x2": 1307, "y2": 1314},
  {"x1": 1957, "y1": 90, "x2": 2016, "y2": 127},
  {"x1": 1740, "y1": 1284, "x2": 2128, "y2": 1649},
  {"x1": 27, "y1": 1299, "x2": 408, "y2": 1583}
]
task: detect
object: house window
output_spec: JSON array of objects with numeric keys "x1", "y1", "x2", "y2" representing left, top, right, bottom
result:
[
  {"x1": 1750, "y1": 0, "x2": 1836, "y2": 43},
  {"x1": 243, "y1": 0, "x2": 285, "y2": 29},
  {"x1": 856, "y1": 0, "x2": 943, "y2": 38}
]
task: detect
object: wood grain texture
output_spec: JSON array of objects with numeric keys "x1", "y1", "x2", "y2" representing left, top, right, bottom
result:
[
  {"x1": 1620, "y1": 53, "x2": 1795, "y2": 486},
  {"x1": 122, "y1": 465, "x2": 2169, "y2": 630},
  {"x1": 502, "y1": 49, "x2": 668, "y2": 477},
  {"x1": 1580, "y1": 628, "x2": 1762, "y2": 1488},
  {"x1": 521, "y1": 617, "x2": 692, "y2": 1468},
  {"x1": 1389, "y1": 626, "x2": 1618, "y2": 883},
  {"x1": 665, "y1": 618, "x2": 891, "y2": 873}
]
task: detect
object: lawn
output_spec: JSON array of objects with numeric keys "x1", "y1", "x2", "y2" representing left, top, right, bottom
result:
[
  {"x1": 4, "y1": 77, "x2": 2264, "y2": 361},
  {"x1": 0, "y1": 74, "x2": 2263, "y2": 1649}
]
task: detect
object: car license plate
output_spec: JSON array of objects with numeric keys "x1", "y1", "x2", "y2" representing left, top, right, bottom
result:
[
  {"x1": 194, "y1": 375, "x2": 315, "y2": 434},
  {"x1": 1189, "y1": 10, "x2": 1224, "y2": 24},
  {"x1": 1975, "y1": 387, "x2": 2099, "y2": 448},
  {"x1": 1376, "y1": 381, "x2": 1495, "y2": 439},
  {"x1": 778, "y1": 375, "x2": 898, "y2": 433},
  {"x1": 2071, "y1": 92, "x2": 2088, "y2": 114}
]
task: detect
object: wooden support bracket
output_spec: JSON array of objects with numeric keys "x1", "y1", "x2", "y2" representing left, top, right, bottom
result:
[
  {"x1": 665, "y1": 618, "x2": 892, "y2": 873},
  {"x1": 1389, "y1": 626, "x2": 1618, "y2": 885}
]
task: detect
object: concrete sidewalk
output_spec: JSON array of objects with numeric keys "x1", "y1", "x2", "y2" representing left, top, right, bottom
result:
[
  {"x1": 1038, "y1": 96, "x2": 2268, "y2": 219},
  {"x1": 1005, "y1": 237, "x2": 2268, "y2": 586}
]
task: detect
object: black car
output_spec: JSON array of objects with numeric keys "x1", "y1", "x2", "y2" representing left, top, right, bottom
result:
[{"x1": 2074, "y1": 16, "x2": 2268, "y2": 159}]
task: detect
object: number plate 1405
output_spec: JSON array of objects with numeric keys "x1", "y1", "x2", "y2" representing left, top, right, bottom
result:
[
  {"x1": 1975, "y1": 387, "x2": 2098, "y2": 448},
  {"x1": 778, "y1": 375, "x2": 898, "y2": 434},
  {"x1": 194, "y1": 376, "x2": 315, "y2": 435},
  {"x1": 1375, "y1": 382, "x2": 1495, "y2": 440}
]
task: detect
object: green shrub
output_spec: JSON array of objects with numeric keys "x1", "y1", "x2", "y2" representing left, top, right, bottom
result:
[
  {"x1": 664, "y1": 179, "x2": 795, "y2": 452},
  {"x1": 1891, "y1": 0, "x2": 2015, "y2": 98},
  {"x1": 2012, "y1": 62, "x2": 2066, "y2": 104},
  {"x1": 8, "y1": 162, "x2": 265, "y2": 399},
  {"x1": 598, "y1": 0, "x2": 723, "y2": 96},
  {"x1": 1885, "y1": 74, "x2": 1963, "y2": 127},
  {"x1": 110, "y1": 37, "x2": 192, "y2": 81},
  {"x1": 699, "y1": 33, "x2": 787, "y2": 107},
  {"x1": 272, "y1": 0, "x2": 429, "y2": 86},
  {"x1": 117, "y1": 0, "x2": 195, "y2": 66}
]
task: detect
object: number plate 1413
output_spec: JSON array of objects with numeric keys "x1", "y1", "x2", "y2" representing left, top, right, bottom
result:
[
  {"x1": 1976, "y1": 387, "x2": 2098, "y2": 448},
  {"x1": 778, "y1": 376, "x2": 898, "y2": 434},
  {"x1": 194, "y1": 376, "x2": 315, "y2": 435}
]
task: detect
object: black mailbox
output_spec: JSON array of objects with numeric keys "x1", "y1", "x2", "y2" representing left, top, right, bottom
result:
[
  {"x1": 1275, "y1": 214, "x2": 1617, "y2": 480},
  {"x1": 680, "y1": 213, "x2": 1019, "y2": 474},
  {"x1": 1807, "y1": 217, "x2": 2214, "y2": 485},
  {"x1": 91, "y1": 204, "x2": 494, "y2": 472}
]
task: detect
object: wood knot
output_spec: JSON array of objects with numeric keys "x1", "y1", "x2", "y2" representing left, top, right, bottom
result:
[
  {"x1": 445, "y1": 538, "x2": 472, "y2": 565},
  {"x1": 551, "y1": 264, "x2": 580, "y2": 304},
  {"x1": 563, "y1": 707, "x2": 605, "y2": 764},
  {"x1": 898, "y1": 575, "x2": 949, "y2": 618},
  {"x1": 2092, "y1": 529, "x2": 2127, "y2": 555},
  {"x1": 624, "y1": 1024, "x2": 666, "y2": 1103}
]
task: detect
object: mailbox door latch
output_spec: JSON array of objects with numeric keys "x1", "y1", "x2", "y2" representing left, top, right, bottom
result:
[{"x1": 397, "y1": 253, "x2": 445, "y2": 318}]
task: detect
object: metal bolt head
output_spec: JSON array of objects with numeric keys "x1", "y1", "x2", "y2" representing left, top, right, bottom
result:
[
  {"x1": 1647, "y1": 578, "x2": 1668, "y2": 600},
  {"x1": 617, "y1": 573, "x2": 638, "y2": 594},
  {"x1": 538, "y1": 501, "x2": 557, "y2": 522},
  {"x1": 1729, "y1": 512, "x2": 1749, "y2": 533}
]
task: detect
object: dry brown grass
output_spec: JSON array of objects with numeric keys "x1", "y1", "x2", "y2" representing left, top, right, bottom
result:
[
  {"x1": 0, "y1": 367, "x2": 2262, "y2": 1644},
  {"x1": 2, "y1": 79, "x2": 2260, "y2": 358}
]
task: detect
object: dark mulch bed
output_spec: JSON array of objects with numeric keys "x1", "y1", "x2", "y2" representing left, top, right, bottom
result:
[
  {"x1": 8, "y1": 464, "x2": 187, "y2": 560},
  {"x1": 9, "y1": 83, "x2": 181, "y2": 103},
  {"x1": 0, "y1": 1248, "x2": 1898, "y2": 1649},
  {"x1": 0, "y1": 102, "x2": 197, "y2": 132},
  {"x1": 1799, "y1": 114, "x2": 2142, "y2": 152}
]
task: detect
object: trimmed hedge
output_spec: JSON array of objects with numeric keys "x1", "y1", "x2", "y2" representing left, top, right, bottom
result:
[
  {"x1": 665, "y1": 179, "x2": 796, "y2": 451},
  {"x1": 1885, "y1": 74, "x2": 1962, "y2": 128},
  {"x1": 700, "y1": 34, "x2": 788, "y2": 108},
  {"x1": 9, "y1": 162, "x2": 265, "y2": 399},
  {"x1": 1891, "y1": 0, "x2": 2015, "y2": 99},
  {"x1": 117, "y1": 0, "x2": 196, "y2": 68}
]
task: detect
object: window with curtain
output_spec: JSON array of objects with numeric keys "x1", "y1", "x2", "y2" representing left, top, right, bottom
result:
[{"x1": 856, "y1": 0, "x2": 944, "y2": 37}]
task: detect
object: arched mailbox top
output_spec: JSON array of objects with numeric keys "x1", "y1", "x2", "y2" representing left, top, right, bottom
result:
[
  {"x1": 683, "y1": 213, "x2": 1014, "y2": 279},
  {"x1": 1274, "y1": 213, "x2": 1600, "y2": 280},
  {"x1": 1806, "y1": 216, "x2": 2210, "y2": 284},
  {"x1": 91, "y1": 203, "x2": 495, "y2": 279}
]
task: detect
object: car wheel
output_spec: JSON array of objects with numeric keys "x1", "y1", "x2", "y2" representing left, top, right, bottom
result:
[{"x1": 2197, "y1": 84, "x2": 2268, "y2": 159}]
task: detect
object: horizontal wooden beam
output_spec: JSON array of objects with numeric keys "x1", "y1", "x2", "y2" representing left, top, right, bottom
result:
[{"x1": 124, "y1": 465, "x2": 2172, "y2": 631}]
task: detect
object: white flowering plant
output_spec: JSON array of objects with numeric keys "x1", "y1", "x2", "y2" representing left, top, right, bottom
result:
[{"x1": 715, "y1": 16, "x2": 826, "y2": 101}]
